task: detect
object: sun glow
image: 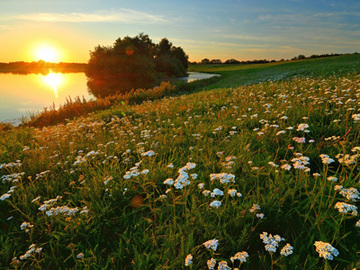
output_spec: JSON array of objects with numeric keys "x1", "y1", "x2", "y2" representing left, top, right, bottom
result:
[
  {"x1": 35, "y1": 45, "x2": 61, "y2": 62},
  {"x1": 42, "y1": 71, "x2": 64, "y2": 98}
]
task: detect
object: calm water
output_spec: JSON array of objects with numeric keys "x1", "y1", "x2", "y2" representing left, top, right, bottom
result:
[
  {"x1": 0, "y1": 71, "x2": 218, "y2": 124},
  {"x1": 0, "y1": 72, "x2": 91, "y2": 124}
]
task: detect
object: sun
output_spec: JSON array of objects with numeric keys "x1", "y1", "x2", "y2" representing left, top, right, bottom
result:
[{"x1": 34, "y1": 45, "x2": 61, "y2": 62}]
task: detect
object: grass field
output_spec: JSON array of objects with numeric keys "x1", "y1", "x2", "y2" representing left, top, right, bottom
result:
[{"x1": 1, "y1": 55, "x2": 360, "y2": 269}]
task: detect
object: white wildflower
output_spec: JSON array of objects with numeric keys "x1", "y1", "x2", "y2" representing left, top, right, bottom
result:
[
  {"x1": 203, "y1": 238, "x2": 218, "y2": 251},
  {"x1": 314, "y1": 241, "x2": 339, "y2": 260},
  {"x1": 230, "y1": 251, "x2": 249, "y2": 263},
  {"x1": 185, "y1": 254, "x2": 193, "y2": 266},
  {"x1": 141, "y1": 150, "x2": 155, "y2": 157},
  {"x1": 210, "y1": 200, "x2": 222, "y2": 208},
  {"x1": 280, "y1": 243, "x2": 294, "y2": 256},
  {"x1": 327, "y1": 176, "x2": 338, "y2": 182},
  {"x1": 207, "y1": 258, "x2": 217, "y2": 270},
  {"x1": 260, "y1": 232, "x2": 285, "y2": 253},
  {"x1": 77, "y1": 252, "x2": 84, "y2": 259},
  {"x1": 334, "y1": 202, "x2": 358, "y2": 216},
  {"x1": 249, "y1": 203, "x2": 261, "y2": 213},
  {"x1": 163, "y1": 178, "x2": 174, "y2": 185},
  {"x1": 339, "y1": 187, "x2": 360, "y2": 202},
  {"x1": 211, "y1": 188, "x2": 224, "y2": 197}
]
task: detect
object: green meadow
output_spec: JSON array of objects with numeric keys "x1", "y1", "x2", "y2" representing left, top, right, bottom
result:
[{"x1": 1, "y1": 54, "x2": 360, "y2": 269}]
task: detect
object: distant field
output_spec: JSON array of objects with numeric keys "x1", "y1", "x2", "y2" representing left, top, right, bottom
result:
[
  {"x1": 189, "y1": 54, "x2": 360, "y2": 89},
  {"x1": 1, "y1": 54, "x2": 360, "y2": 269}
]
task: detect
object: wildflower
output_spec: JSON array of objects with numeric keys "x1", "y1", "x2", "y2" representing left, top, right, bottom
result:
[
  {"x1": 339, "y1": 187, "x2": 360, "y2": 202},
  {"x1": 227, "y1": 189, "x2": 237, "y2": 197},
  {"x1": 191, "y1": 173, "x2": 198, "y2": 180},
  {"x1": 217, "y1": 261, "x2": 231, "y2": 270},
  {"x1": 20, "y1": 222, "x2": 34, "y2": 232},
  {"x1": 320, "y1": 154, "x2": 335, "y2": 164},
  {"x1": 230, "y1": 251, "x2": 249, "y2": 263},
  {"x1": 185, "y1": 254, "x2": 193, "y2": 266},
  {"x1": 280, "y1": 243, "x2": 294, "y2": 256},
  {"x1": 327, "y1": 176, "x2": 338, "y2": 182},
  {"x1": 260, "y1": 232, "x2": 285, "y2": 253},
  {"x1": 210, "y1": 173, "x2": 235, "y2": 184},
  {"x1": 203, "y1": 239, "x2": 219, "y2": 251},
  {"x1": 334, "y1": 185, "x2": 343, "y2": 191},
  {"x1": 207, "y1": 258, "x2": 217, "y2": 270},
  {"x1": 276, "y1": 130, "x2": 286, "y2": 136},
  {"x1": 314, "y1": 241, "x2": 339, "y2": 260},
  {"x1": 334, "y1": 202, "x2": 358, "y2": 216},
  {"x1": 31, "y1": 196, "x2": 41, "y2": 203},
  {"x1": 203, "y1": 190, "x2": 211, "y2": 196},
  {"x1": 141, "y1": 150, "x2": 155, "y2": 157},
  {"x1": 166, "y1": 163, "x2": 174, "y2": 168},
  {"x1": 356, "y1": 220, "x2": 360, "y2": 227},
  {"x1": 249, "y1": 203, "x2": 261, "y2": 213},
  {"x1": 297, "y1": 123, "x2": 309, "y2": 131},
  {"x1": 293, "y1": 137, "x2": 306, "y2": 143},
  {"x1": 256, "y1": 213, "x2": 265, "y2": 219},
  {"x1": 313, "y1": 173, "x2": 321, "y2": 178},
  {"x1": 103, "y1": 176, "x2": 113, "y2": 185},
  {"x1": 352, "y1": 113, "x2": 360, "y2": 121},
  {"x1": 211, "y1": 188, "x2": 224, "y2": 197},
  {"x1": 163, "y1": 178, "x2": 174, "y2": 185},
  {"x1": 185, "y1": 162, "x2": 196, "y2": 170},
  {"x1": 198, "y1": 183, "x2": 205, "y2": 189},
  {"x1": 280, "y1": 164, "x2": 291, "y2": 170},
  {"x1": 77, "y1": 253, "x2": 84, "y2": 259},
  {"x1": 0, "y1": 193, "x2": 11, "y2": 201},
  {"x1": 210, "y1": 200, "x2": 222, "y2": 208}
]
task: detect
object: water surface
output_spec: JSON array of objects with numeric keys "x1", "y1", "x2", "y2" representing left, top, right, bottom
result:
[
  {"x1": 0, "y1": 71, "x2": 219, "y2": 125},
  {"x1": 0, "y1": 72, "x2": 91, "y2": 124}
]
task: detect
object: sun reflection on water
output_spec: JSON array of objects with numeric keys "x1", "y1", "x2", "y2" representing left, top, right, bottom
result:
[{"x1": 42, "y1": 71, "x2": 64, "y2": 98}]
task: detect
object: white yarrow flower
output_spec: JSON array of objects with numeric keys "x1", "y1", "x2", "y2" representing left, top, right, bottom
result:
[
  {"x1": 203, "y1": 239, "x2": 219, "y2": 251},
  {"x1": 314, "y1": 241, "x2": 339, "y2": 260},
  {"x1": 185, "y1": 254, "x2": 193, "y2": 266}
]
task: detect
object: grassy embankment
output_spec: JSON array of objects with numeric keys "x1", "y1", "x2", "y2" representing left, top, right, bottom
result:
[{"x1": 1, "y1": 54, "x2": 360, "y2": 269}]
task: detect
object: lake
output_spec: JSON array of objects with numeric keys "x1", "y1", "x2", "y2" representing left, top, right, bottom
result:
[{"x1": 0, "y1": 71, "x2": 218, "y2": 125}]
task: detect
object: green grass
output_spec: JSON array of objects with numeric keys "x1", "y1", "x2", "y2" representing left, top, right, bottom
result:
[
  {"x1": 189, "y1": 53, "x2": 360, "y2": 89},
  {"x1": 1, "y1": 55, "x2": 360, "y2": 269}
]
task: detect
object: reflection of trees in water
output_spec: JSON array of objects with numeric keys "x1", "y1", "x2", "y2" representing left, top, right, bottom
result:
[
  {"x1": 86, "y1": 33, "x2": 188, "y2": 98},
  {"x1": 0, "y1": 61, "x2": 86, "y2": 75}
]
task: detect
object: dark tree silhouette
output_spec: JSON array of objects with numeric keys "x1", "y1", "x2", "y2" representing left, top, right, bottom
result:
[{"x1": 86, "y1": 34, "x2": 188, "y2": 97}]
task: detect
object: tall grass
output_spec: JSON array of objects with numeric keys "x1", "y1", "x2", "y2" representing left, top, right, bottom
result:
[
  {"x1": 1, "y1": 69, "x2": 360, "y2": 269},
  {"x1": 24, "y1": 77, "x2": 220, "y2": 128}
]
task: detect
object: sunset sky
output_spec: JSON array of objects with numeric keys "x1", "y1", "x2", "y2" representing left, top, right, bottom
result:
[{"x1": 1, "y1": 0, "x2": 359, "y2": 63}]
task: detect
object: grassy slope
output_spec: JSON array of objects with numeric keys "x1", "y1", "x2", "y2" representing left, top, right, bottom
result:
[
  {"x1": 189, "y1": 54, "x2": 360, "y2": 88},
  {"x1": 1, "y1": 55, "x2": 360, "y2": 269}
]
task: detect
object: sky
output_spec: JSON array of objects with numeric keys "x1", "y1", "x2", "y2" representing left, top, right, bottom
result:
[{"x1": 1, "y1": 0, "x2": 360, "y2": 63}]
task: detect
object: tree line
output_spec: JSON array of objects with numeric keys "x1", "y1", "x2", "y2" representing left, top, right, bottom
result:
[
  {"x1": 0, "y1": 61, "x2": 87, "y2": 74},
  {"x1": 192, "y1": 52, "x2": 359, "y2": 65},
  {"x1": 85, "y1": 33, "x2": 189, "y2": 97}
]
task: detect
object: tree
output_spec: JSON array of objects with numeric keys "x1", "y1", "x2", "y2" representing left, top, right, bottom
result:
[
  {"x1": 154, "y1": 38, "x2": 188, "y2": 77},
  {"x1": 86, "y1": 34, "x2": 188, "y2": 97},
  {"x1": 86, "y1": 35, "x2": 156, "y2": 97},
  {"x1": 200, "y1": 58, "x2": 210, "y2": 64}
]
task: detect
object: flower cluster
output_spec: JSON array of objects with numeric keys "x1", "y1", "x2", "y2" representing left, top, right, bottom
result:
[
  {"x1": 314, "y1": 241, "x2": 339, "y2": 260},
  {"x1": 19, "y1": 244, "x2": 42, "y2": 260},
  {"x1": 203, "y1": 238, "x2": 219, "y2": 251},
  {"x1": 259, "y1": 232, "x2": 283, "y2": 253},
  {"x1": 209, "y1": 173, "x2": 235, "y2": 184},
  {"x1": 123, "y1": 162, "x2": 149, "y2": 179},
  {"x1": 334, "y1": 202, "x2": 358, "y2": 216}
]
